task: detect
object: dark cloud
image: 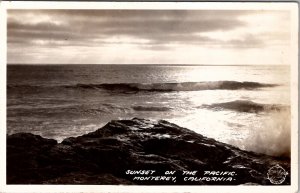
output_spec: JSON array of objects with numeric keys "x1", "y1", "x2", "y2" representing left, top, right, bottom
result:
[
  {"x1": 7, "y1": 9, "x2": 291, "y2": 64},
  {"x1": 8, "y1": 9, "x2": 250, "y2": 48}
]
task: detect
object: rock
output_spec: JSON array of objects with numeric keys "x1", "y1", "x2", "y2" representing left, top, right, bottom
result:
[
  {"x1": 7, "y1": 133, "x2": 57, "y2": 183},
  {"x1": 7, "y1": 118, "x2": 290, "y2": 185}
]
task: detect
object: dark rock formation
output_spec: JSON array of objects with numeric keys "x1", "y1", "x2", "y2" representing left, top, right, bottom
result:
[{"x1": 7, "y1": 118, "x2": 290, "y2": 185}]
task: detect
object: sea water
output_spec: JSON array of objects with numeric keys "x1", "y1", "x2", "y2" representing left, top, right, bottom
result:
[{"x1": 7, "y1": 65, "x2": 290, "y2": 156}]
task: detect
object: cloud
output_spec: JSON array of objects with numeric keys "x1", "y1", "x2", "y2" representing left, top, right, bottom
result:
[
  {"x1": 8, "y1": 10, "x2": 248, "y2": 47},
  {"x1": 7, "y1": 9, "x2": 291, "y2": 64}
]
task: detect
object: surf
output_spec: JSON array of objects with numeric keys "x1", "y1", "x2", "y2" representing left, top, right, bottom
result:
[
  {"x1": 201, "y1": 100, "x2": 289, "y2": 113},
  {"x1": 64, "y1": 81, "x2": 278, "y2": 92}
]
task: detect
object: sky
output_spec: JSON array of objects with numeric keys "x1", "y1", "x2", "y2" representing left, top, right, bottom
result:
[{"x1": 7, "y1": 9, "x2": 291, "y2": 65}]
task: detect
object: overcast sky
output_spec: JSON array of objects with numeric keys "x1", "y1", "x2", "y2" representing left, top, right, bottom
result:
[{"x1": 7, "y1": 9, "x2": 290, "y2": 65}]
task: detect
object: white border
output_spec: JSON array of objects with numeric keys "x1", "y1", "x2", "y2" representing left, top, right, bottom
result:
[
  {"x1": 0, "y1": 1, "x2": 298, "y2": 193},
  {"x1": 0, "y1": 1, "x2": 298, "y2": 10}
]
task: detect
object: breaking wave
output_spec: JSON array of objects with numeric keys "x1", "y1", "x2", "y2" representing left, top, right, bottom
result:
[
  {"x1": 63, "y1": 81, "x2": 277, "y2": 92},
  {"x1": 201, "y1": 100, "x2": 289, "y2": 113},
  {"x1": 8, "y1": 81, "x2": 278, "y2": 93},
  {"x1": 230, "y1": 109, "x2": 291, "y2": 157},
  {"x1": 132, "y1": 105, "x2": 172, "y2": 112}
]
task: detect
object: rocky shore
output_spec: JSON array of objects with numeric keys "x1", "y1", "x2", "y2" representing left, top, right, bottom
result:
[{"x1": 7, "y1": 118, "x2": 290, "y2": 185}]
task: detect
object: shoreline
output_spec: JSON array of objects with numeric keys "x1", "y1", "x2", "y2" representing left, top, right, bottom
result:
[{"x1": 7, "y1": 118, "x2": 290, "y2": 185}]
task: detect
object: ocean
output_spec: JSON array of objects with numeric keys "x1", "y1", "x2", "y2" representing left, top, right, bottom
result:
[{"x1": 7, "y1": 64, "x2": 291, "y2": 156}]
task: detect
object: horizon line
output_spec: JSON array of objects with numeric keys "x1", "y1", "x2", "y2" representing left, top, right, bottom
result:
[{"x1": 7, "y1": 63, "x2": 289, "y2": 66}]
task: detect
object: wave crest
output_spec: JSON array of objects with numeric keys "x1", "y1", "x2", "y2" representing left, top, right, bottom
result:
[
  {"x1": 201, "y1": 100, "x2": 289, "y2": 113},
  {"x1": 65, "y1": 81, "x2": 278, "y2": 92},
  {"x1": 132, "y1": 105, "x2": 172, "y2": 112}
]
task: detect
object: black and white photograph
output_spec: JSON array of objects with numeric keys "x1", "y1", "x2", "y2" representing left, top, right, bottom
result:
[{"x1": 1, "y1": 1, "x2": 298, "y2": 193}]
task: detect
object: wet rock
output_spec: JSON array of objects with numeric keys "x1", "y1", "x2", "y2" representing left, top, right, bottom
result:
[
  {"x1": 7, "y1": 133, "x2": 57, "y2": 183},
  {"x1": 7, "y1": 118, "x2": 290, "y2": 185}
]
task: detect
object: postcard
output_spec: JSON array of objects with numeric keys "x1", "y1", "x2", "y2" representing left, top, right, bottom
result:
[{"x1": 0, "y1": 1, "x2": 298, "y2": 193}]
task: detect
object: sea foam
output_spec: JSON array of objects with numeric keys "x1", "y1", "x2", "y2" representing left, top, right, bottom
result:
[{"x1": 230, "y1": 109, "x2": 291, "y2": 157}]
